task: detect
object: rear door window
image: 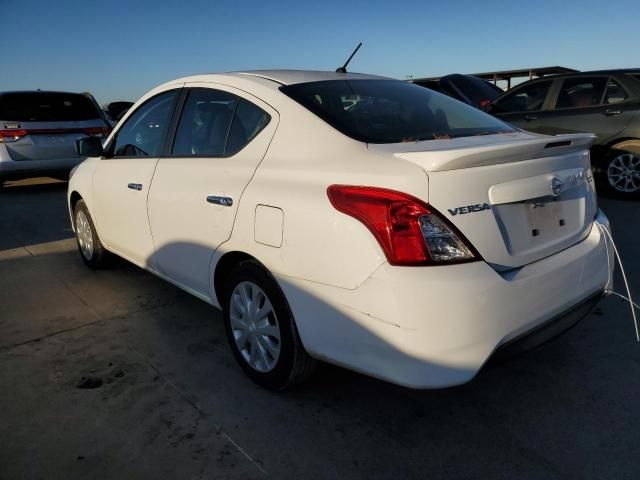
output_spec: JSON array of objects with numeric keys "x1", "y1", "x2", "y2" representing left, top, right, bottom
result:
[
  {"x1": 172, "y1": 88, "x2": 271, "y2": 156},
  {"x1": 225, "y1": 100, "x2": 271, "y2": 154},
  {"x1": 0, "y1": 92, "x2": 102, "y2": 122},
  {"x1": 494, "y1": 80, "x2": 553, "y2": 113},
  {"x1": 603, "y1": 78, "x2": 628, "y2": 105},
  {"x1": 554, "y1": 77, "x2": 607, "y2": 109},
  {"x1": 172, "y1": 89, "x2": 237, "y2": 156}
]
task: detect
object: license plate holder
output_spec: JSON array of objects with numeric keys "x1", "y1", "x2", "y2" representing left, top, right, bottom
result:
[{"x1": 526, "y1": 199, "x2": 564, "y2": 237}]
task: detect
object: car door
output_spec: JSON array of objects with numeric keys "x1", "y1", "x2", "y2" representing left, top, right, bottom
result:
[
  {"x1": 490, "y1": 79, "x2": 555, "y2": 132},
  {"x1": 527, "y1": 76, "x2": 636, "y2": 142},
  {"x1": 92, "y1": 88, "x2": 180, "y2": 267},
  {"x1": 147, "y1": 84, "x2": 278, "y2": 297}
]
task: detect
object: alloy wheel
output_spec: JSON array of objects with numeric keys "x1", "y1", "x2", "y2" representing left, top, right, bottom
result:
[
  {"x1": 229, "y1": 281, "x2": 281, "y2": 372},
  {"x1": 607, "y1": 153, "x2": 640, "y2": 193}
]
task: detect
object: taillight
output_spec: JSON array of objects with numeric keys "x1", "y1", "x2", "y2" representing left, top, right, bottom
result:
[
  {"x1": 327, "y1": 185, "x2": 478, "y2": 266},
  {"x1": 0, "y1": 129, "x2": 28, "y2": 143},
  {"x1": 479, "y1": 99, "x2": 491, "y2": 111},
  {"x1": 82, "y1": 127, "x2": 111, "y2": 138}
]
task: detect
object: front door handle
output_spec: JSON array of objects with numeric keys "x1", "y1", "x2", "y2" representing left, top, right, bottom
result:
[
  {"x1": 207, "y1": 195, "x2": 233, "y2": 207},
  {"x1": 525, "y1": 115, "x2": 538, "y2": 121},
  {"x1": 603, "y1": 109, "x2": 622, "y2": 116},
  {"x1": 128, "y1": 183, "x2": 143, "y2": 191}
]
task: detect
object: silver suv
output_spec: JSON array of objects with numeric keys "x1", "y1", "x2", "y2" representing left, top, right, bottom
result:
[{"x1": 0, "y1": 91, "x2": 111, "y2": 186}]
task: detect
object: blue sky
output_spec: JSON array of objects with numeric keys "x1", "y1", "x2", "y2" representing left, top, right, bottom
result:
[{"x1": 2, "y1": 0, "x2": 638, "y2": 104}]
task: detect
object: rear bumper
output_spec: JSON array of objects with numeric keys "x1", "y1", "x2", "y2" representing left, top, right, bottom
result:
[
  {"x1": 280, "y1": 210, "x2": 613, "y2": 389},
  {"x1": 488, "y1": 290, "x2": 603, "y2": 364},
  {"x1": 0, "y1": 147, "x2": 82, "y2": 179}
]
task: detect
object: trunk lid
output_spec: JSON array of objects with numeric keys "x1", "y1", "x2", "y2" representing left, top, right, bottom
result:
[{"x1": 369, "y1": 132, "x2": 598, "y2": 271}]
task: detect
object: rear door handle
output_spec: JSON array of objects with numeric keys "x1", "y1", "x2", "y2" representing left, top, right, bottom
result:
[
  {"x1": 525, "y1": 115, "x2": 538, "y2": 121},
  {"x1": 128, "y1": 183, "x2": 143, "y2": 191},
  {"x1": 603, "y1": 109, "x2": 622, "y2": 116},
  {"x1": 207, "y1": 195, "x2": 233, "y2": 207}
]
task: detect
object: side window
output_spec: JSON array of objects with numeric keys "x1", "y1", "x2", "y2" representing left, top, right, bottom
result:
[
  {"x1": 603, "y1": 78, "x2": 628, "y2": 105},
  {"x1": 495, "y1": 80, "x2": 552, "y2": 113},
  {"x1": 225, "y1": 100, "x2": 271, "y2": 155},
  {"x1": 172, "y1": 89, "x2": 237, "y2": 156},
  {"x1": 554, "y1": 77, "x2": 607, "y2": 109},
  {"x1": 112, "y1": 90, "x2": 177, "y2": 157}
]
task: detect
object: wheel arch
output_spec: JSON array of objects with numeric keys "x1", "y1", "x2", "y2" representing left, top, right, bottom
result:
[
  {"x1": 69, "y1": 191, "x2": 83, "y2": 229},
  {"x1": 591, "y1": 137, "x2": 640, "y2": 167},
  {"x1": 213, "y1": 251, "x2": 258, "y2": 307},
  {"x1": 606, "y1": 137, "x2": 640, "y2": 153}
]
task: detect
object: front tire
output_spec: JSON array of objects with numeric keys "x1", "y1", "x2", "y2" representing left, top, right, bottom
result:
[
  {"x1": 73, "y1": 199, "x2": 112, "y2": 268},
  {"x1": 223, "y1": 260, "x2": 316, "y2": 390}
]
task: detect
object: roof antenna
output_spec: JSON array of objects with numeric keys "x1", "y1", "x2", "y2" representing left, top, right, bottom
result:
[{"x1": 336, "y1": 42, "x2": 363, "y2": 73}]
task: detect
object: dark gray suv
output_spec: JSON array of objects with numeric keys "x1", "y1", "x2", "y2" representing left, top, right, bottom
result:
[
  {"x1": 489, "y1": 69, "x2": 640, "y2": 199},
  {"x1": 0, "y1": 91, "x2": 111, "y2": 186}
]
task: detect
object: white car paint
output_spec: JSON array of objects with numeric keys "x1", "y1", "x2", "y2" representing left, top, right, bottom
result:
[
  {"x1": 147, "y1": 82, "x2": 280, "y2": 296},
  {"x1": 68, "y1": 70, "x2": 614, "y2": 388}
]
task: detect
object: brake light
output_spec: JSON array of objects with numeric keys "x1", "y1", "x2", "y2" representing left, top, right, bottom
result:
[
  {"x1": 82, "y1": 127, "x2": 111, "y2": 138},
  {"x1": 0, "y1": 129, "x2": 28, "y2": 143},
  {"x1": 327, "y1": 185, "x2": 478, "y2": 266},
  {"x1": 479, "y1": 99, "x2": 491, "y2": 111}
]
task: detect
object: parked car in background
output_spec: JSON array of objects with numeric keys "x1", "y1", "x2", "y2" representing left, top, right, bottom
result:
[
  {"x1": 70, "y1": 70, "x2": 612, "y2": 391},
  {"x1": 411, "y1": 74, "x2": 503, "y2": 110},
  {"x1": 488, "y1": 69, "x2": 640, "y2": 199},
  {"x1": 104, "y1": 101, "x2": 134, "y2": 125},
  {"x1": 0, "y1": 91, "x2": 111, "y2": 186}
]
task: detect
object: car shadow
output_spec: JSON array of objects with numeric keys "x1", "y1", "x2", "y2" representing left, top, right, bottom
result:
[{"x1": 0, "y1": 178, "x2": 74, "y2": 251}]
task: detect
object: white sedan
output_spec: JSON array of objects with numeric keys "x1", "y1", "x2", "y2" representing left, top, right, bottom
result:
[{"x1": 69, "y1": 70, "x2": 614, "y2": 390}]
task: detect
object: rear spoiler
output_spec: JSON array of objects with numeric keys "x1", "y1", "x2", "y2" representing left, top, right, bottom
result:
[{"x1": 370, "y1": 133, "x2": 596, "y2": 172}]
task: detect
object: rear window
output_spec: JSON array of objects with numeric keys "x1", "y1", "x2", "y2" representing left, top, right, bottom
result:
[
  {"x1": 555, "y1": 77, "x2": 607, "y2": 109},
  {"x1": 443, "y1": 75, "x2": 503, "y2": 104},
  {"x1": 0, "y1": 92, "x2": 102, "y2": 122},
  {"x1": 281, "y1": 80, "x2": 514, "y2": 144}
]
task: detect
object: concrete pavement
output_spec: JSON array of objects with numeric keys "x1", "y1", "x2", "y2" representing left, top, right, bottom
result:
[{"x1": 1, "y1": 178, "x2": 639, "y2": 479}]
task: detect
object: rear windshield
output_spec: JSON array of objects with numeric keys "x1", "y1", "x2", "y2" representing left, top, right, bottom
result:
[
  {"x1": 444, "y1": 75, "x2": 503, "y2": 104},
  {"x1": 281, "y1": 80, "x2": 514, "y2": 144},
  {"x1": 0, "y1": 92, "x2": 102, "y2": 122}
]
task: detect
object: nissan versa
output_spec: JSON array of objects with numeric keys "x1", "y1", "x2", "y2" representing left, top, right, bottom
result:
[{"x1": 68, "y1": 70, "x2": 614, "y2": 390}]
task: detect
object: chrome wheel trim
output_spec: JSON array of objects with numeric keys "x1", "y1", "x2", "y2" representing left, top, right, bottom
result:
[
  {"x1": 608, "y1": 153, "x2": 640, "y2": 193},
  {"x1": 229, "y1": 281, "x2": 281, "y2": 373},
  {"x1": 75, "y1": 210, "x2": 94, "y2": 260}
]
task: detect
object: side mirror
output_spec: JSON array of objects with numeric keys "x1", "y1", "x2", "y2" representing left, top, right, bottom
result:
[{"x1": 76, "y1": 137, "x2": 104, "y2": 157}]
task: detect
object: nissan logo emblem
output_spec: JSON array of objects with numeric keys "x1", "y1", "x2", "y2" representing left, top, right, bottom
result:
[{"x1": 551, "y1": 177, "x2": 564, "y2": 196}]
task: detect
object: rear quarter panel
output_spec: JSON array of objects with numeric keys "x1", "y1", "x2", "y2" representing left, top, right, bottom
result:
[{"x1": 215, "y1": 100, "x2": 431, "y2": 292}]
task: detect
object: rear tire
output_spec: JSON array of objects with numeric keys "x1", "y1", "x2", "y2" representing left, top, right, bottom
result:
[
  {"x1": 600, "y1": 140, "x2": 640, "y2": 200},
  {"x1": 73, "y1": 199, "x2": 112, "y2": 268},
  {"x1": 223, "y1": 260, "x2": 316, "y2": 390}
]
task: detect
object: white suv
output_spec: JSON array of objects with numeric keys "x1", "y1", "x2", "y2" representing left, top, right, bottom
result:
[{"x1": 68, "y1": 70, "x2": 613, "y2": 390}]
